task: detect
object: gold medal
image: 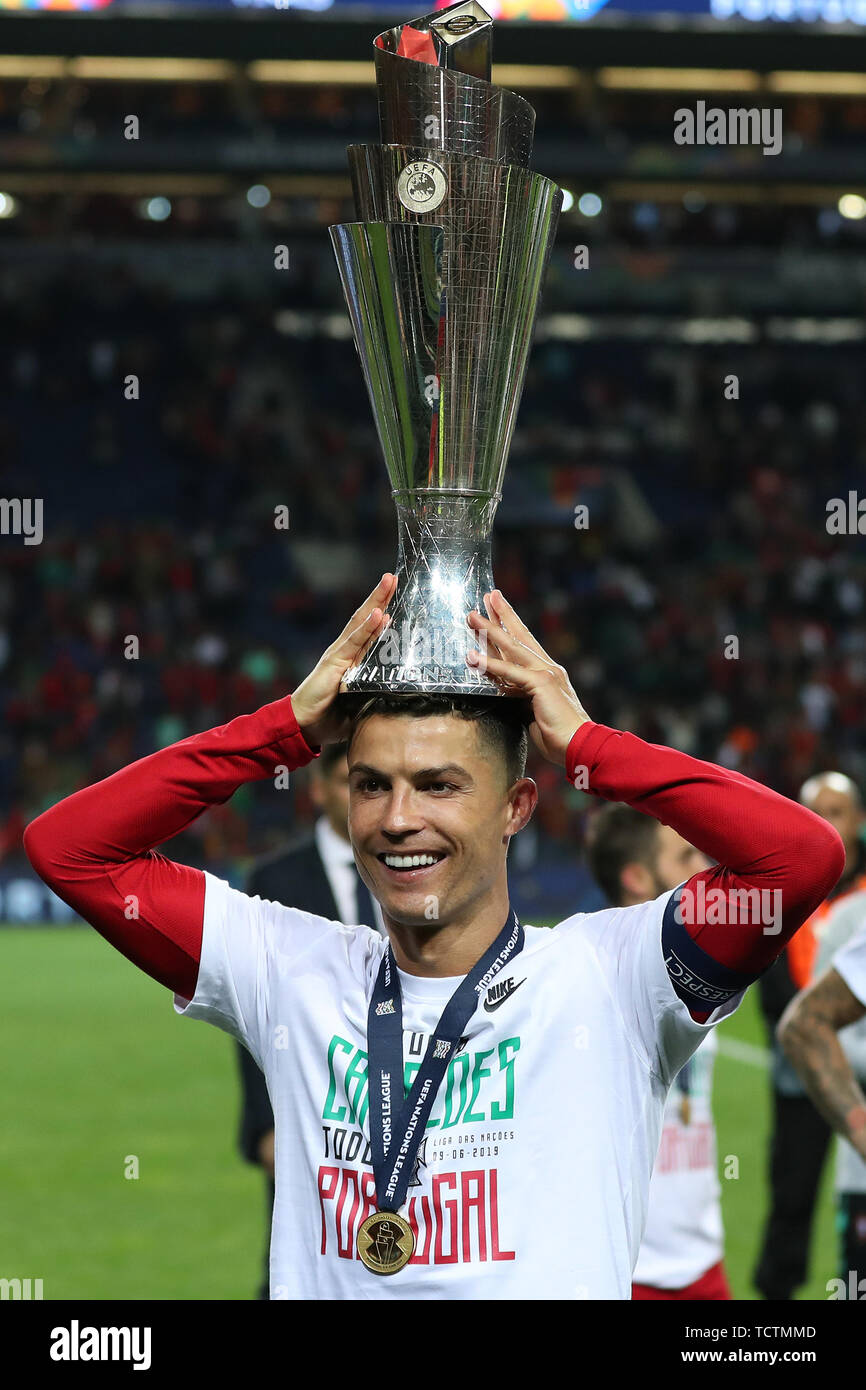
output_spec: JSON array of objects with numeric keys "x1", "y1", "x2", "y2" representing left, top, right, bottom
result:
[{"x1": 357, "y1": 1211, "x2": 415, "y2": 1275}]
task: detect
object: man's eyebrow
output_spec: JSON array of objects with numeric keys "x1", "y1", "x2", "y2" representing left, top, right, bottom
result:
[{"x1": 348, "y1": 762, "x2": 472, "y2": 780}]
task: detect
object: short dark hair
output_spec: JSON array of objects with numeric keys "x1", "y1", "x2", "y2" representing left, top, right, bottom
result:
[
  {"x1": 313, "y1": 740, "x2": 349, "y2": 776},
  {"x1": 585, "y1": 803, "x2": 659, "y2": 906},
  {"x1": 347, "y1": 694, "x2": 530, "y2": 787}
]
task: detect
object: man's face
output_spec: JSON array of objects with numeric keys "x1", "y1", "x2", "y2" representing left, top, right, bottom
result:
[
  {"x1": 347, "y1": 713, "x2": 535, "y2": 928},
  {"x1": 650, "y1": 825, "x2": 711, "y2": 896},
  {"x1": 806, "y1": 786, "x2": 863, "y2": 868},
  {"x1": 311, "y1": 754, "x2": 351, "y2": 843}
]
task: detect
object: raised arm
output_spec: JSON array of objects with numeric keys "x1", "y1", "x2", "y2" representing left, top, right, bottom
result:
[
  {"x1": 469, "y1": 589, "x2": 845, "y2": 1020},
  {"x1": 563, "y1": 721, "x2": 843, "y2": 973},
  {"x1": 23, "y1": 696, "x2": 319, "y2": 998},
  {"x1": 23, "y1": 575, "x2": 397, "y2": 999}
]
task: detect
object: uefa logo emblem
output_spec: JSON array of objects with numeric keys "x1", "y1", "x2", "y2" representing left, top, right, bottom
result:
[{"x1": 397, "y1": 160, "x2": 448, "y2": 214}]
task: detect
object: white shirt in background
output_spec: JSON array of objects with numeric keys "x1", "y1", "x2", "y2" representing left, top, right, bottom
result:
[
  {"x1": 314, "y1": 814, "x2": 384, "y2": 934},
  {"x1": 818, "y1": 893, "x2": 866, "y2": 1196},
  {"x1": 632, "y1": 1031, "x2": 724, "y2": 1289}
]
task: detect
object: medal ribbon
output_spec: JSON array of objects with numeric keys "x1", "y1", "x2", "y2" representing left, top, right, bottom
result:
[{"x1": 366, "y1": 910, "x2": 524, "y2": 1215}]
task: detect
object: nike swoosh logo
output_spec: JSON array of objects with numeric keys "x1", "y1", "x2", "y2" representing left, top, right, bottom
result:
[{"x1": 483, "y1": 978, "x2": 526, "y2": 1012}]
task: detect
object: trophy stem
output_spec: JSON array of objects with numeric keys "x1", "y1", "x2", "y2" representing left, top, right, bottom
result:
[{"x1": 343, "y1": 493, "x2": 501, "y2": 696}]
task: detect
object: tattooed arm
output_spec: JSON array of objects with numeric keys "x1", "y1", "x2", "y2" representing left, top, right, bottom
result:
[{"x1": 778, "y1": 968, "x2": 866, "y2": 1160}]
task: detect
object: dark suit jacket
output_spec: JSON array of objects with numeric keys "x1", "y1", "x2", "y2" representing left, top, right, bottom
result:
[{"x1": 236, "y1": 832, "x2": 340, "y2": 1164}]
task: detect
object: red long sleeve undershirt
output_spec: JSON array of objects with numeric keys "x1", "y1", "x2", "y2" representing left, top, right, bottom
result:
[
  {"x1": 566, "y1": 721, "x2": 844, "y2": 1017},
  {"x1": 23, "y1": 694, "x2": 318, "y2": 998},
  {"x1": 23, "y1": 703, "x2": 844, "y2": 1015}
]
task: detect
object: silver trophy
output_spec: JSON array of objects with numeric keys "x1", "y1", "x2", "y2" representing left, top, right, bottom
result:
[{"x1": 330, "y1": 1, "x2": 562, "y2": 697}]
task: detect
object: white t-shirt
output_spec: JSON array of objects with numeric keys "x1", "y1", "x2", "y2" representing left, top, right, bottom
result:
[
  {"x1": 825, "y1": 903, "x2": 866, "y2": 1196},
  {"x1": 632, "y1": 1032, "x2": 723, "y2": 1289},
  {"x1": 174, "y1": 872, "x2": 744, "y2": 1300}
]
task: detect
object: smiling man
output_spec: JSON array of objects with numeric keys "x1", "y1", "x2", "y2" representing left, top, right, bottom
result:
[
  {"x1": 345, "y1": 692, "x2": 534, "y2": 977},
  {"x1": 24, "y1": 574, "x2": 845, "y2": 1299}
]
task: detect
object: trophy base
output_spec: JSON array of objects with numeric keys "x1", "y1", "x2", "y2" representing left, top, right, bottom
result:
[
  {"x1": 341, "y1": 492, "x2": 518, "y2": 700},
  {"x1": 341, "y1": 674, "x2": 504, "y2": 697}
]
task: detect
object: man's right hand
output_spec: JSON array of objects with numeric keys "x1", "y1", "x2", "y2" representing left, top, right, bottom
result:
[{"x1": 292, "y1": 573, "x2": 397, "y2": 748}]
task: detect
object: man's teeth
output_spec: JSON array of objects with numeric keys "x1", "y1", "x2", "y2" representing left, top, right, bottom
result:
[{"x1": 383, "y1": 853, "x2": 442, "y2": 869}]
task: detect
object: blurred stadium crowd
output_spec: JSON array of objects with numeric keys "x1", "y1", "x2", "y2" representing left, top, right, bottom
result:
[
  {"x1": 2, "y1": 52, "x2": 866, "y2": 920},
  {"x1": 2, "y1": 258, "x2": 865, "y2": 919},
  {"x1": 5, "y1": 74, "x2": 866, "y2": 256}
]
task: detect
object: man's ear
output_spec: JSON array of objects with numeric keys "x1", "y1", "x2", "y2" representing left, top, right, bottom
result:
[
  {"x1": 621, "y1": 860, "x2": 653, "y2": 901},
  {"x1": 505, "y1": 777, "x2": 538, "y2": 840},
  {"x1": 310, "y1": 775, "x2": 325, "y2": 810}
]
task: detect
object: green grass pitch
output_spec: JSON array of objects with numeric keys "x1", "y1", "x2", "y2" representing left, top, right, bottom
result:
[{"x1": 0, "y1": 926, "x2": 839, "y2": 1300}]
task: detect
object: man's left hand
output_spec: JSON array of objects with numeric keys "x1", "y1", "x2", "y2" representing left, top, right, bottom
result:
[{"x1": 467, "y1": 590, "x2": 591, "y2": 767}]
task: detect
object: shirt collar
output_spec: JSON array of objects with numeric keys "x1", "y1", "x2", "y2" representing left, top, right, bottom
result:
[{"x1": 315, "y1": 814, "x2": 356, "y2": 866}]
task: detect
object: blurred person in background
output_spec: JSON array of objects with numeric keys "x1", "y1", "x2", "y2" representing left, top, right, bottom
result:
[
  {"x1": 813, "y1": 891, "x2": 866, "y2": 1290},
  {"x1": 236, "y1": 741, "x2": 383, "y2": 1298},
  {"x1": 754, "y1": 772, "x2": 866, "y2": 1301},
  {"x1": 585, "y1": 803, "x2": 731, "y2": 1300},
  {"x1": 778, "y1": 901, "x2": 866, "y2": 1296},
  {"x1": 783, "y1": 889, "x2": 866, "y2": 1289}
]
